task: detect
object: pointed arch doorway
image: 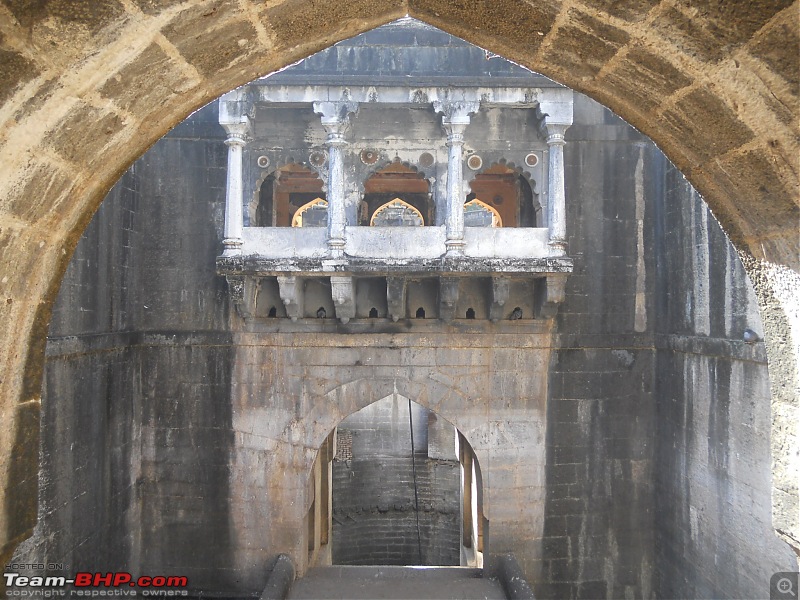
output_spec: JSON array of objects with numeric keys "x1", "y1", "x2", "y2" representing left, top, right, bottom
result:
[{"x1": 305, "y1": 394, "x2": 485, "y2": 569}]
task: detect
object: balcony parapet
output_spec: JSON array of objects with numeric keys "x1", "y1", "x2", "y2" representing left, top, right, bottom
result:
[{"x1": 232, "y1": 225, "x2": 558, "y2": 263}]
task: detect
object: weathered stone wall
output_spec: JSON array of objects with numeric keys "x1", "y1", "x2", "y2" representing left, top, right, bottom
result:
[
  {"x1": 106, "y1": 104, "x2": 239, "y2": 593},
  {"x1": 332, "y1": 457, "x2": 462, "y2": 566},
  {"x1": 652, "y1": 162, "x2": 797, "y2": 598},
  {"x1": 10, "y1": 169, "x2": 144, "y2": 576},
  {"x1": 138, "y1": 340, "x2": 235, "y2": 592},
  {"x1": 331, "y1": 400, "x2": 461, "y2": 567},
  {"x1": 540, "y1": 95, "x2": 656, "y2": 599},
  {"x1": 10, "y1": 103, "x2": 239, "y2": 595}
]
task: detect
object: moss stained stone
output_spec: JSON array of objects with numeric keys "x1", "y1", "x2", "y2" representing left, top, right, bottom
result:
[
  {"x1": 541, "y1": 9, "x2": 631, "y2": 81},
  {"x1": 99, "y1": 43, "x2": 194, "y2": 120},
  {"x1": 0, "y1": 0, "x2": 124, "y2": 30},
  {"x1": 0, "y1": 42, "x2": 39, "y2": 105},
  {"x1": 659, "y1": 87, "x2": 755, "y2": 161}
]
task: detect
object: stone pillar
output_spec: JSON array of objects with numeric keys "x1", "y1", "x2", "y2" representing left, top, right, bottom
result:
[
  {"x1": 221, "y1": 119, "x2": 249, "y2": 256},
  {"x1": 545, "y1": 123, "x2": 569, "y2": 255},
  {"x1": 313, "y1": 101, "x2": 358, "y2": 258},
  {"x1": 435, "y1": 101, "x2": 479, "y2": 256}
]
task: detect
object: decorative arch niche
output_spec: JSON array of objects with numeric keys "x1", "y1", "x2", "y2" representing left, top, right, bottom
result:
[
  {"x1": 360, "y1": 161, "x2": 432, "y2": 225},
  {"x1": 467, "y1": 163, "x2": 540, "y2": 227},
  {"x1": 255, "y1": 163, "x2": 325, "y2": 227},
  {"x1": 291, "y1": 198, "x2": 328, "y2": 228},
  {"x1": 370, "y1": 198, "x2": 425, "y2": 227},
  {"x1": 464, "y1": 199, "x2": 502, "y2": 227}
]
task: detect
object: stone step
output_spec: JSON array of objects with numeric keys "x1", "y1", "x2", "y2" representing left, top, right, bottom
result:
[{"x1": 287, "y1": 566, "x2": 507, "y2": 599}]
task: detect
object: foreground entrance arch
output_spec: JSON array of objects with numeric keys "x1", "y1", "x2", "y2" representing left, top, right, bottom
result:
[{"x1": 0, "y1": 0, "x2": 797, "y2": 568}]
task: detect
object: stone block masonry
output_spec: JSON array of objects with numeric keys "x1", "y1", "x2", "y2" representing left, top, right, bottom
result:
[{"x1": 6, "y1": 44, "x2": 796, "y2": 600}]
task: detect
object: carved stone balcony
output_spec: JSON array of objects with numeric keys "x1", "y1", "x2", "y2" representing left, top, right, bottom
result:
[{"x1": 216, "y1": 225, "x2": 572, "y2": 323}]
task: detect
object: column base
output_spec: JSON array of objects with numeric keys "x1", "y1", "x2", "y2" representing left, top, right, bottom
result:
[
  {"x1": 548, "y1": 240, "x2": 568, "y2": 256},
  {"x1": 445, "y1": 239, "x2": 466, "y2": 257},
  {"x1": 222, "y1": 239, "x2": 243, "y2": 257},
  {"x1": 328, "y1": 238, "x2": 346, "y2": 258}
]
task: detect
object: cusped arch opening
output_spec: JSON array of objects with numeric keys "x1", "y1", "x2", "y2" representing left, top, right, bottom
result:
[
  {"x1": 467, "y1": 163, "x2": 541, "y2": 227},
  {"x1": 361, "y1": 161, "x2": 433, "y2": 226},
  {"x1": 253, "y1": 163, "x2": 326, "y2": 227}
]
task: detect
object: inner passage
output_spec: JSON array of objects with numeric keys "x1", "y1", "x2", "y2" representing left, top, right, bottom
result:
[{"x1": 331, "y1": 397, "x2": 472, "y2": 566}]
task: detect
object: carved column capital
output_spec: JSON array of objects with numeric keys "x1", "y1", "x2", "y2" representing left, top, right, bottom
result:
[
  {"x1": 434, "y1": 100, "x2": 480, "y2": 126},
  {"x1": 221, "y1": 118, "x2": 251, "y2": 146},
  {"x1": 435, "y1": 100, "x2": 480, "y2": 143},
  {"x1": 313, "y1": 101, "x2": 358, "y2": 140},
  {"x1": 543, "y1": 122, "x2": 569, "y2": 146}
]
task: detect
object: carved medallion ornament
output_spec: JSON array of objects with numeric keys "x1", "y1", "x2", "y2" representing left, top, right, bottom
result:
[
  {"x1": 360, "y1": 150, "x2": 379, "y2": 165},
  {"x1": 418, "y1": 152, "x2": 434, "y2": 168},
  {"x1": 467, "y1": 155, "x2": 483, "y2": 170},
  {"x1": 309, "y1": 151, "x2": 327, "y2": 167}
]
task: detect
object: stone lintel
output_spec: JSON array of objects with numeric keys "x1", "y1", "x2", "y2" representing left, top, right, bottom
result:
[
  {"x1": 216, "y1": 255, "x2": 573, "y2": 278},
  {"x1": 252, "y1": 85, "x2": 564, "y2": 107}
]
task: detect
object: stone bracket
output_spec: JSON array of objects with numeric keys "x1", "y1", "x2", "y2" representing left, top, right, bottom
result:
[
  {"x1": 277, "y1": 275, "x2": 305, "y2": 321},
  {"x1": 439, "y1": 277, "x2": 460, "y2": 322},
  {"x1": 330, "y1": 275, "x2": 356, "y2": 324},
  {"x1": 433, "y1": 99, "x2": 481, "y2": 126},
  {"x1": 313, "y1": 101, "x2": 359, "y2": 135},
  {"x1": 225, "y1": 275, "x2": 250, "y2": 318},
  {"x1": 536, "y1": 273, "x2": 568, "y2": 319},
  {"x1": 386, "y1": 277, "x2": 407, "y2": 322},
  {"x1": 489, "y1": 277, "x2": 510, "y2": 322}
]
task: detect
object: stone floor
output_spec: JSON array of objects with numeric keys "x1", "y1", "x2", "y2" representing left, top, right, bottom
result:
[{"x1": 287, "y1": 566, "x2": 507, "y2": 599}]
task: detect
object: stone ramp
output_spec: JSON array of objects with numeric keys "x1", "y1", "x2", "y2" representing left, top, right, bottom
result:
[{"x1": 287, "y1": 566, "x2": 508, "y2": 600}]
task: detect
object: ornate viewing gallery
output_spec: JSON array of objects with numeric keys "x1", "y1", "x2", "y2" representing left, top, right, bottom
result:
[{"x1": 0, "y1": 5, "x2": 797, "y2": 600}]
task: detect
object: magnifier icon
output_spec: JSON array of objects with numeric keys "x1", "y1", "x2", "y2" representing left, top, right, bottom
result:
[{"x1": 778, "y1": 578, "x2": 795, "y2": 596}]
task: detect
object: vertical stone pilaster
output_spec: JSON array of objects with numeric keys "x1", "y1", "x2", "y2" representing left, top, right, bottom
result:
[
  {"x1": 435, "y1": 100, "x2": 479, "y2": 256},
  {"x1": 220, "y1": 119, "x2": 250, "y2": 256},
  {"x1": 544, "y1": 123, "x2": 569, "y2": 255},
  {"x1": 314, "y1": 101, "x2": 358, "y2": 258}
]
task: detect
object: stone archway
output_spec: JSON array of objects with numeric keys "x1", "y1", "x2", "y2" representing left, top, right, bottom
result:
[
  {"x1": 306, "y1": 394, "x2": 485, "y2": 569},
  {"x1": 226, "y1": 366, "x2": 542, "y2": 584},
  {"x1": 0, "y1": 0, "x2": 797, "y2": 568}
]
